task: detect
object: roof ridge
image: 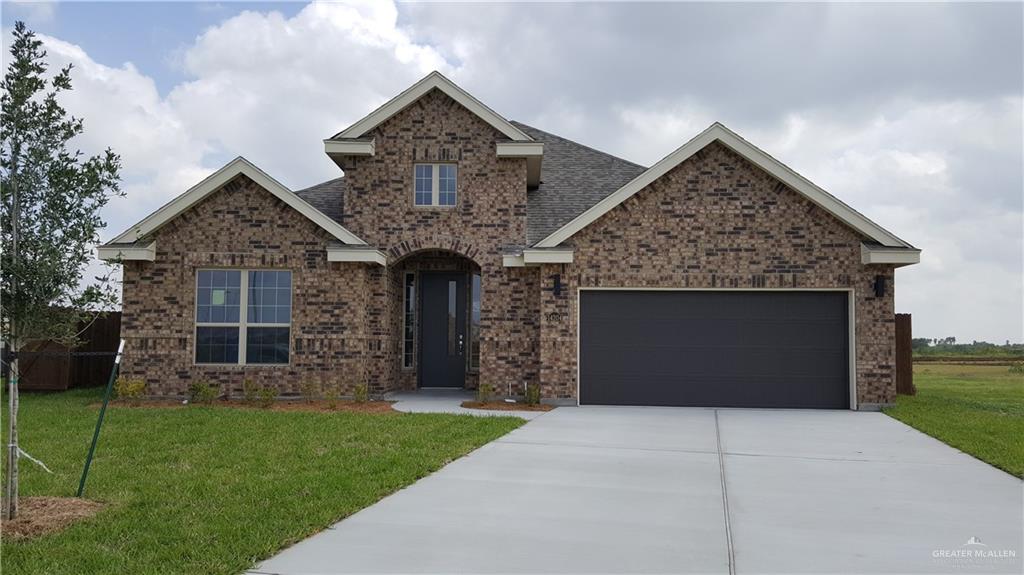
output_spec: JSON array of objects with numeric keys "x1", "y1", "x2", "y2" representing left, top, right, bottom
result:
[
  {"x1": 510, "y1": 121, "x2": 646, "y2": 170},
  {"x1": 296, "y1": 176, "x2": 345, "y2": 194}
]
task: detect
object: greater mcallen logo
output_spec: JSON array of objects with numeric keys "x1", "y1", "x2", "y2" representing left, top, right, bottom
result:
[{"x1": 932, "y1": 537, "x2": 1017, "y2": 567}]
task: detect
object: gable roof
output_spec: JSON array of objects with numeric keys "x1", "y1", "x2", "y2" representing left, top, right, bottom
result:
[
  {"x1": 329, "y1": 71, "x2": 533, "y2": 142},
  {"x1": 107, "y1": 157, "x2": 366, "y2": 246},
  {"x1": 533, "y1": 122, "x2": 915, "y2": 249},
  {"x1": 514, "y1": 122, "x2": 648, "y2": 245}
]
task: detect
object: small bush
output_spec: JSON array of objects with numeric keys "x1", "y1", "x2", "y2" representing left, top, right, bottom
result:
[
  {"x1": 242, "y1": 379, "x2": 259, "y2": 404},
  {"x1": 1009, "y1": 362, "x2": 1024, "y2": 374},
  {"x1": 323, "y1": 381, "x2": 340, "y2": 409},
  {"x1": 353, "y1": 383, "x2": 369, "y2": 403},
  {"x1": 114, "y1": 377, "x2": 146, "y2": 403},
  {"x1": 476, "y1": 383, "x2": 493, "y2": 403},
  {"x1": 524, "y1": 384, "x2": 541, "y2": 406},
  {"x1": 189, "y1": 381, "x2": 218, "y2": 404},
  {"x1": 256, "y1": 386, "x2": 278, "y2": 408},
  {"x1": 300, "y1": 381, "x2": 319, "y2": 403}
]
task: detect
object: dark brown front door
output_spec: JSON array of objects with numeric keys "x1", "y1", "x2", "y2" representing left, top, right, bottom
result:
[{"x1": 418, "y1": 273, "x2": 467, "y2": 388}]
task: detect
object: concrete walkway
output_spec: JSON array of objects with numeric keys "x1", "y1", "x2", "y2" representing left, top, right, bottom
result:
[
  {"x1": 250, "y1": 407, "x2": 1023, "y2": 574},
  {"x1": 389, "y1": 389, "x2": 549, "y2": 420}
]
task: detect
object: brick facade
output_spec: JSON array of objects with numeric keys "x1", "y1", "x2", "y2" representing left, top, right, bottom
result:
[
  {"x1": 119, "y1": 90, "x2": 897, "y2": 406},
  {"x1": 539, "y1": 142, "x2": 896, "y2": 405}
]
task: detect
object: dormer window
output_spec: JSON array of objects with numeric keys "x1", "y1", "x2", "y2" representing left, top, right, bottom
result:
[{"x1": 414, "y1": 164, "x2": 457, "y2": 207}]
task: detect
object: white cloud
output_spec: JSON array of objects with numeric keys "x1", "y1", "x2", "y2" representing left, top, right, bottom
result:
[{"x1": 13, "y1": 1, "x2": 1021, "y2": 343}]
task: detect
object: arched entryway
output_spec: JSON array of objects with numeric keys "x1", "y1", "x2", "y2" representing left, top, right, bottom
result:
[{"x1": 391, "y1": 249, "x2": 482, "y2": 391}]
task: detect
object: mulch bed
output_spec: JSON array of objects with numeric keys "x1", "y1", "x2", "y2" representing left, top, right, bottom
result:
[
  {"x1": 103, "y1": 399, "x2": 397, "y2": 414},
  {"x1": 1, "y1": 497, "x2": 104, "y2": 541},
  {"x1": 461, "y1": 401, "x2": 555, "y2": 412}
]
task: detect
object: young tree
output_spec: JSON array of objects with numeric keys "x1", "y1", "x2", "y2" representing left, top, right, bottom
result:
[{"x1": 1, "y1": 21, "x2": 122, "y2": 519}]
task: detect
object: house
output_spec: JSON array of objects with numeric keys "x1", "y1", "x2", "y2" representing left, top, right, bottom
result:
[{"x1": 99, "y1": 72, "x2": 920, "y2": 410}]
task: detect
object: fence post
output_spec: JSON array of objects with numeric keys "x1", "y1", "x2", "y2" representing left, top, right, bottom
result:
[
  {"x1": 77, "y1": 339, "x2": 124, "y2": 498},
  {"x1": 895, "y1": 314, "x2": 915, "y2": 395}
]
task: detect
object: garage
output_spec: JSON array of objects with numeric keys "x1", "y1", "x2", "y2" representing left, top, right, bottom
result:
[{"x1": 579, "y1": 290, "x2": 851, "y2": 409}]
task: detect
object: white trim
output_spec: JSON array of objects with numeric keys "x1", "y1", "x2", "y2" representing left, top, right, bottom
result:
[
  {"x1": 861, "y1": 243, "x2": 921, "y2": 266},
  {"x1": 501, "y1": 248, "x2": 575, "y2": 266},
  {"x1": 535, "y1": 122, "x2": 914, "y2": 250},
  {"x1": 326, "y1": 246, "x2": 387, "y2": 266},
  {"x1": 502, "y1": 254, "x2": 526, "y2": 267},
  {"x1": 496, "y1": 142, "x2": 544, "y2": 189},
  {"x1": 402, "y1": 271, "x2": 416, "y2": 370},
  {"x1": 333, "y1": 71, "x2": 533, "y2": 142},
  {"x1": 523, "y1": 248, "x2": 573, "y2": 264},
  {"x1": 96, "y1": 242, "x2": 155, "y2": 261},
  {"x1": 323, "y1": 139, "x2": 374, "y2": 156},
  {"x1": 575, "y1": 287, "x2": 858, "y2": 411},
  {"x1": 194, "y1": 269, "x2": 293, "y2": 366},
  {"x1": 107, "y1": 157, "x2": 367, "y2": 246},
  {"x1": 495, "y1": 142, "x2": 544, "y2": 157}
]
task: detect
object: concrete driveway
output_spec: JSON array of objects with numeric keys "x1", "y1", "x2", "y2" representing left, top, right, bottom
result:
[{"x1": 251, "y1": 407, "x2": 1022, "y2": 574}]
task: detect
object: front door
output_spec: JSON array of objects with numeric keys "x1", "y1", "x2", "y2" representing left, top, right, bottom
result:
[{"x1": 419, "y1": 273, "x2": 467, "y2": 388}]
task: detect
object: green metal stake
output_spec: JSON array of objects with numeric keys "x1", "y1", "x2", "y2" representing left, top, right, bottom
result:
[{"x1": 77, "y1": 339, "x2": 124, "y2": 498}]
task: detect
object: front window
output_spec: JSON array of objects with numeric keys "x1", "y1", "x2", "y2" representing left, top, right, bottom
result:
[
  {"x1": 413, "y1": 163, "x2": 457, "y2": 206},
  {"x1": 195, "y1": 269, "x2": 291, "y2": 365}
]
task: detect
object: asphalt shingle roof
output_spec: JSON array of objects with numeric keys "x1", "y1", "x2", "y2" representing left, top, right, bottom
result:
[
  {"x1": 294, "y1": 177, "x2": 346, "y2": 225},
  {"x1": 294, "y1": 124, "x2": 646, "y2": 246},
  {"x1": 512, "y1": 121, "x2": 647, "y2": 245}
]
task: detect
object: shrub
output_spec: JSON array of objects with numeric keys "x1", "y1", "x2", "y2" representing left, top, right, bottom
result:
[
  {"x1": 524, "y1": 383, "x2": 541, "y2": 406},
  {"x1": 256, "y1": 386, "x2": 278, "y2": 408},
  {"x1": 189, "y1": 381, "x2": 218, "y2": 404},
  {"x1": 1009, "y1": 362, "x2": 1024, "y2": 374},
  {"x1": 476, "y1": 383, "x2": 493, "y2": 403},
  {"x1": 300, "y1": 381, "x2": 319, "y2": 403},
  {"x1": 242, "y1": 379, "x2": 259, "y2": 404},
  {"x1": 352, "y1": 383, "x2": 369, "y2": 403},
  {"x1": 323, "y1": 381, "x2": 340, "y2": 409},
  {"x1": 114, "y1": 377, "x2": 146, "y2": 403}
]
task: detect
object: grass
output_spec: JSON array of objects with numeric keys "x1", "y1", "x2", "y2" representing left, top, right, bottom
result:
[
  {"x1": 1, "y1": 387, "x2": 523, "y2": 574},
  {"x1": 884, "y1": 364, "x2": 1024, "y2": 478}
]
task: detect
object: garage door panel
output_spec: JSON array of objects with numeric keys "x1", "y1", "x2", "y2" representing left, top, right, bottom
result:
[{"x1": 579, "y1": 291, "x2": 850, "y2": 409}]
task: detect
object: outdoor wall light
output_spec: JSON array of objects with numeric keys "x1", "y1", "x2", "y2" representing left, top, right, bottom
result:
[{"x1": 874, "y1": 275, "x2": 887, "y2": 298}]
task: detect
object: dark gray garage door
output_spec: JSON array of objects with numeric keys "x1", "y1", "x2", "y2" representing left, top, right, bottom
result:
[{"x1": 579, "y1": 291, "x2": 850, "y2": 409}]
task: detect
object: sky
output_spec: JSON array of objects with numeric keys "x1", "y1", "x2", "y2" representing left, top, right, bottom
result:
[{"x1": 1, "y1": 1, "x2": 1022, "y2": 344}]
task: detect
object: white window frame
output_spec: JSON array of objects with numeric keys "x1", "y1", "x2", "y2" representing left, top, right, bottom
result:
[
  {"x1": 413, "y1": 163, "x2": 457, "y2": 207},
  {"x1": 194, "y1": 269, "x2": 292, "y2": 366}
]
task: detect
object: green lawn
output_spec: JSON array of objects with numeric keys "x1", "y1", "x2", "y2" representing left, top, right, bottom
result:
[
  {"x1": 1, "y1": 388, "x2": 523, "y2": 574},
  {"x1": 885, "y1": 364, "x2": 1024, "y2": 478}
]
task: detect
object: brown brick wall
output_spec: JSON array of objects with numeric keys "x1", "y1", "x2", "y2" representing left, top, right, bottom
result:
[
  {"x1": 538, "y1": 141, "x2": 896, "y2": 405},
  {"x1": 120, "y1": 175, "x2": 379, "y2": 398},
  {"x1": 342, "y1": 88, "x2": 540, "y2": 395}
]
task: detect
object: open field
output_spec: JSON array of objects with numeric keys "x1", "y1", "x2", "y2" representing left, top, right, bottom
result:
[
  {"x1": 885, "y1": 364, "x2": 1023, "y2": 478},
  {"x1": 0, "y1": 388, "x2": 523, "y2": 574}
]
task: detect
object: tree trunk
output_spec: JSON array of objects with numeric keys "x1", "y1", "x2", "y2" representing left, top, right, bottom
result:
[{"x1": 4, "y1": 336, "x2": 19, "y2": 520}]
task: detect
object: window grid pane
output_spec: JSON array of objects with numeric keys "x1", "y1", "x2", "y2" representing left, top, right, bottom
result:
[
  {"x1": 438, "y1": 165, "x2": 457, "y2": 206},
  {"x1": 196, "y1": 270, "x2": 241, "y2": 324},
  {"x1": 414, "y1": 164, "x2": 433, "y2": 205},
  {"x1": 248, "y1": 270, "x2": 291, "y2": 324},
  {"x1": 470, "y1": 273, "x2": 481, "y2": 370},
  {"x1": 246, "y1": 327, "x2": 289, "y2": 364},
  {"x1": 196, "y1": 326, "x2": 239, "y2": 364}
]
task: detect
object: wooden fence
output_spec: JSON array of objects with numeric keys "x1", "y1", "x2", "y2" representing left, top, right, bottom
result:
[
  {"x1": 3, "y1": 312, "x2": 121, "y2": 391},
  {"x1": 895, "y1": 313, "x2": 915, "y2": 395}
]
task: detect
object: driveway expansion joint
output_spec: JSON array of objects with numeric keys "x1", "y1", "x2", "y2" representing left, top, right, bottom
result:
[{"x1": 714, "y1": 409, "x2": 737, "y2": 575}]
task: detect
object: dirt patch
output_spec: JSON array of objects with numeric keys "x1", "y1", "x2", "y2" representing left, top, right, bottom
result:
[
  {"x1": 1, "y1": 496, "x2": 104, "y2": 541},
  {"x1": 103, "y1": 399, "x2": 397, "y2": 414},
  {"x1": 461, "y1": 401, "x2": 555, "y2": 412}
]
